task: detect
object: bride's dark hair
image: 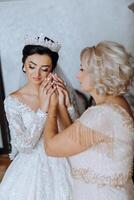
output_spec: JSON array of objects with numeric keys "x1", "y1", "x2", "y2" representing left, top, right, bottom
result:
[{"x1": 22, "y1": 45, "x2": 59, "y2": 73}]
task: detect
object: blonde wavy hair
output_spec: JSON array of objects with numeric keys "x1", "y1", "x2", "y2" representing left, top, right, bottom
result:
[{"x1": 80, "y1": 41, "x2": 134, "y2": 96}]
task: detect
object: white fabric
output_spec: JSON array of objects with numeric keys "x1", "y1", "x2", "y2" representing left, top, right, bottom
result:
[
  {"x1": 0, "y1": 95, "x2": 76, "y2": 200},
  {"x1": 69, "y1": 104, "x2": 134, "y2": 200}
]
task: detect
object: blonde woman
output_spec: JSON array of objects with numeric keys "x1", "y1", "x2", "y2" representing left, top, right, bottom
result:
[{"x1": 43, "y1": 41, "x2": 134, "y2": 200}]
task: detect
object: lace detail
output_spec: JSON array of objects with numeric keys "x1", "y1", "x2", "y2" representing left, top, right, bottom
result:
[
  {"x1": 0, "y1": 95, "x2": 73, "y2": 200},
  {"x1": 71, "y1": 167, "x2": 133, "y2": 188},
  {"x1": 4, "y1": 96, "x2": 48, "y2": 159},
  {"x1": 6, "y1": 95, "x2": 37, "y2": 113},
  {"x1": 66, "y1": 120, "x2": 112, "y2": 148},
  {"x1": 69, "y1": 104, "x2": 134, "y2": 199},
  {"x1": 106, "y1": 103, "x2": 134, "y2": 133}
]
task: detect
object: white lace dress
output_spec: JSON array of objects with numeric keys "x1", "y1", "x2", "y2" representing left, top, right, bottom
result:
[
  {"x1": 0, "y1": 96, "x2": 76, "y2": 200},
  {"x1": 69, "y1": 104, "x2": 134, "y2": 200}
]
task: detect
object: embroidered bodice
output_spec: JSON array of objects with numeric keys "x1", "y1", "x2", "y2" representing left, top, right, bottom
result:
[
  {"x1": 70, "y1": 104, "x2": 134, "y2": 188},
  {"x1": 4, "y1": 95, "x2": 76, "y2": 160},
  {"x1": 0, "y1": 95, "x2": 76, "y2": 200}
]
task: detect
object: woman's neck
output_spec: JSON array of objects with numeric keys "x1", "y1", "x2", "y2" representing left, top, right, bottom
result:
[
  {"x1": 90, "y1": 90, "x2": 121, "y2": 105},
  {"x1": 25, "y1": 82, "x2": 40, "y2": 96}
]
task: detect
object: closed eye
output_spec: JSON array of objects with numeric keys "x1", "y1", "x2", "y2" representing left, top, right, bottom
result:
[
  {"x1": 80, "y1": 64, "x2": 84, "y2": 71},
  {"x1": 41, "y1": 68, "x2": 49, "y2": 72},
  {"x1": 41, "y1": 66, "x2": 50, "y2": 72},
  {"x1": 29, "y1": 65, "x2": 35, "y2": 69}
]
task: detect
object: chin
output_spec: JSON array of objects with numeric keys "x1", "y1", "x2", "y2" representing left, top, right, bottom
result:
[{"x1": 31, "y1": 80, "x2": 42, "y2": 85}]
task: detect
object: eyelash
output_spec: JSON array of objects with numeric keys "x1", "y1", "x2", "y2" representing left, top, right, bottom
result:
[
  {"x1": 29, "y1": 65, "x2": 35, "y2": 69},
  {"x1": 80, "y1": 68, "x2": 84, "y2": 71},
  {"x1": 42, "y1": 69, "x2": 49, "y2": 72},
  {"x1": 29, "y1": 65, "x2": 49, "y2": 72}
]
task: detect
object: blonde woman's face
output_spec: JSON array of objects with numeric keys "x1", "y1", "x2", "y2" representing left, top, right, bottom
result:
[
  {"x1": 76, "y1": 62, "x2": 95, "y2": 93},
  {"x1": 24, "y1": 53, "x2": 52, "y2": 85}
]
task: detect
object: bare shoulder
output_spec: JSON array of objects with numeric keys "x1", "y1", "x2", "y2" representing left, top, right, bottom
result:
[
  {"x1": 10, "y1": 86, "x2": 27, "y2": 99},
  {"x1": 10, "y1": 90, "x2": 21, "y2": 98}
]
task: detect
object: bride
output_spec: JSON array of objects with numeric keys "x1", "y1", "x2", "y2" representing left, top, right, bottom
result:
[{"x1": 0, "y1": 35, "x2": 77, "y2": 200}]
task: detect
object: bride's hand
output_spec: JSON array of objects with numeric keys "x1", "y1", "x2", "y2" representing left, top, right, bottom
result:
[
  {"x1": 52, "y1": 74, "x2": 72, "y2": 108},
  {"x1": 49, "y1": 90, "x2": 59, "y2": 109},
  {"x1": 39, "y1": 74, "x2": 56, "y2": 112}
]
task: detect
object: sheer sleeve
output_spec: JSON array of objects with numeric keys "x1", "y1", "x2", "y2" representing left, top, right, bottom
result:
[
  {"x1": 65, "y1": 120, "x2": 112, "y2": 148},
  {"x1": 45, "y1": 105, "x2": 113, "y2": 157},
  {"x1": 4, "y1": 98, "x2": 47, "y2": 159}
]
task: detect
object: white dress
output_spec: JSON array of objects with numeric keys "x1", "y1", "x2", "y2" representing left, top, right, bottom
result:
[
  {"x1": 69, "y1": 104, "x2": 134, "y2": 200},
  {"x1": 0, "y1": 95, "x2": 76, "y2": 200}
]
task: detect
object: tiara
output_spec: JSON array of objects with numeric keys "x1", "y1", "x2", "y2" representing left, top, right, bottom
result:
[{"x1": 25, "y1": 33, "x2": 61, "y2": 53}]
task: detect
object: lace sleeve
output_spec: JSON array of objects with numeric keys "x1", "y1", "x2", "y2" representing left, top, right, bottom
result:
[
  {"x1": 4, "y1": 99, "x2": 47, "y2": 159},
  {"x1": 66, "y1": 120, "x2": 112, "y2": 148}
]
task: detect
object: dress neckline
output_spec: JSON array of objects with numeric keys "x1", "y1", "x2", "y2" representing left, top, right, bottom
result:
[{"x1": 8, "y1": 95, "x2": 37, "y2": 113}]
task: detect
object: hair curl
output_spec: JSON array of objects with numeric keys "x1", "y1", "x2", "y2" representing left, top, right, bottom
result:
[{"x1": 80, "y1": 41, "x2": 134, "y2": 96}]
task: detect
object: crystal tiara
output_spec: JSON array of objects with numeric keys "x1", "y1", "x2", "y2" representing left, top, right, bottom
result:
[{"x1": 25, "y1": 34, "x2": 61, "y2": 53}]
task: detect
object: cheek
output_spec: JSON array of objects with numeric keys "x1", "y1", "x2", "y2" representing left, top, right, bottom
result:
[
  {"x1": 41, "y1": 70, "x2": 51, "y2": 78},
  {"x1": 25, "y1": 68, "x2": 33, "y2": 77},
  {"x1": 40, "y1": 70, "x2": 52, "y2": 81},
  {"x1": 82, "y1": 75, "x2": 95, "y2": 89},
  {"x1": 43, "y1": 67, "x2": 52, "y2": 75},
  {"x1": 24, "y1": 64, "x2": 34, "y2": 75},
  {"x1": 40, "y1": 73, "x2": 48, "y2": 81},
  {"x1": 76, "y1": 71, "x2": 81, "y2": 80},
  {"x1": 86, "y1": 76, "x2": 94, "y2": 86}
]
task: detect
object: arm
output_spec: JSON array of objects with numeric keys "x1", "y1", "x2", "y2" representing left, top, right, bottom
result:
[
  {"x1": 4, "y1": 99, "x2": 47, "y2": 155},
  {"x1": 6, "y1": 75, "x2": 56, "y2": 159},
  {"x1": 54, "y1": 74, "x2": 77, "y2": 128},
  {"x1": 44, "y1": 105, "x2": 111, "y2": 157},
  {"x1": 58, "y1": 104, "x2": 78, "y2": 130},
  {"x1": 58, "y1": 105, "x2": 73, "y2": 128}
]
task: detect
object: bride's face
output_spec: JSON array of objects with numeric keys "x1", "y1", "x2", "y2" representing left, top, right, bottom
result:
[
  {"x1": 76, "y1": 63, "x2": 95, "y2": 93},
  {"x1": 24, "y1": 53, "x2": 52, "y2": 85}
]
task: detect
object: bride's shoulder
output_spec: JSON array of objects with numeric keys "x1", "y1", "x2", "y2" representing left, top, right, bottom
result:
[
  {"x1": 5, "y1": 86, "x2": 27, "y2": 102},
  {"x1": 10, "y1": 90, "x2": 21, "y2": 97},
  {"x1": 4, "y1": 88, "x2": 25, "y2": 108},
  {"x1": 10, "y1": 86, "x2": 26, "y2": 98}
]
